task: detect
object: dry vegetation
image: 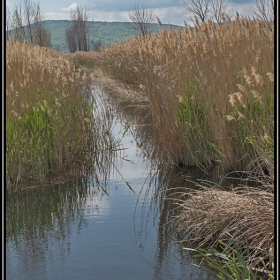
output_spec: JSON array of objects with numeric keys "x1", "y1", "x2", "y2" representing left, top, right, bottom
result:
[
  {"x1": 170, "y1": 177, "x2": 274, "y2": 275},
  {"x1": 6, "y1": 38, "x2": 114, "y2": 193},
  {"x1": 80, "y1": 16, "x2": 274, "y2": 277},
  {"x1": 6, "y1": 14, "x2": 274, "y2": 277},
  {"x1": 63, "y1": 50, "x2": 101, "y2": 69},
  {"x1": 96, "y1": 16, "x2": 274, "y2": 174}
]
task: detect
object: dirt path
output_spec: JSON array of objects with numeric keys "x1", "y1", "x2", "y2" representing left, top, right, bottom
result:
[{"x1": 82, "y1": 66, "x2": 149, "y2": 105}]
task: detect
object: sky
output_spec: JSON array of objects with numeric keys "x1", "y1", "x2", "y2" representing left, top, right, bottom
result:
[{"x1": 6, "y1": 0, "x2": 256, "y2": 26}]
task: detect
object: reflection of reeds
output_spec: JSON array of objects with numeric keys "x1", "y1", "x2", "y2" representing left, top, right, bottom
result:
[
  {"x1": 107, "y1": 91, "x2": 217, "y2": 276},
  {"x1": 66, "y1": 20, "x2": 274, "y2": 277},
  {"x1": 93, "y1": 20, "x2": 274, "y2": 278},
  {"x1": 5, "y1": 176, "x2": 110, "y2": 270},
  {"x1": 6, "y1": 39, "x2": 117, "y2": 194}
]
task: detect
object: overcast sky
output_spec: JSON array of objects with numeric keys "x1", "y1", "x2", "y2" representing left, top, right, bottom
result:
[{"x1": 6, "y1": 0, "x2": 256, "y2": 26}]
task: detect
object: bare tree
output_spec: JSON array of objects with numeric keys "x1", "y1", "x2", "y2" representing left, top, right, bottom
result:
[
  {"x1": 182, "y1": 0, "x2": 235, "y2": 24},
  {"x1": 129, "y1": 5, "x2": 154, "y2": 36},
  {"x1": 254, "y1": 0, "x2": 274, "y2": 22},
  {"x1": 209, "y1": 0, "x2": 229, "y2": 24},
  {"x1": 10, "y1": 0, "x2": 51, "y2": 47},
  {"x1": 35, "y1": 28, "x2": 51, "y2": 47},
  {"x1": 65, "y1": 5, "x2": 92, "y2": 52},
  {"x1": 91, "y1": 40, "x2": 103, "y2": 52},
  {"x1": 11, "y1": 3, "x2": 26, "y2": 42},
  {"x1": 6, "y1": 7, "x2": 12, "y2": 40},
  {"x1": 182, "y1": 0, "x2": 211, "y2": 23},
  {"x1": 65, "y1": 26, "x2": 77, "y2": 53}
]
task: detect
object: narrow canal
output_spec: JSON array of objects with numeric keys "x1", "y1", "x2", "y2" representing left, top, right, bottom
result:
[{"x1": 6, "y1": 86, "x2": 221, "y2": 280}]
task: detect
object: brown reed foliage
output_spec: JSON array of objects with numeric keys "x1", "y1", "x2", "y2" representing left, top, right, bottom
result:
[
  {"x1": 170, "y1": 179, "x2": 274, "y2": 272},
  {"x1": 64, "y1": 51, "x2": 101, "y2": 69},
  {"x1": 6, "y1": 37, "x2": 89, "y2": 115},
  {"x1": 95, "y1": 16, "x2": 274, "y2": 173},
  {"x1": 86, "y1": 16, "x2": 274, "y2": 277},
  {"x1": 6, "y1": 38, "x2": 97, "y2": 193}
]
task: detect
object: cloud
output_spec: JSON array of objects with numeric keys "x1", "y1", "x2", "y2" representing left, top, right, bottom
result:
[
  {"x1": 61, "y1": 3, "x2": 78, "y2": 12},
  {"x1": 40, "y1": 0, "x2": 255, "y2": 25},
  {"x1": 153, "y1": 6, "x2": 192, "y2": 25},
  {"x1": 228, "y1": 3, "x2": 255, "y2": 18},
  {"x1": 86, "y1": 6, "x2": 189, "y2": 26},
  {"x1": 44, "y1": 12, "x2": 69, "y2": 20},
  {"x1": 118, "y1": 6, "x2": 193, "y2": 26},
  {"x1": 229, "y1": 0, "x2": 254, "y2": 4},
  {"x1": 80, "y1": 0, "x2": 254, "y2": 13},
  {"x1": 86, "y1": 0, "x2": 183, "y2": 12},
  {"x1": 87, "y1": 2, "x2": 255, "y2": 26},
  {"x1": 88, "y1": 10, "x2": 128, "y2": 22}
]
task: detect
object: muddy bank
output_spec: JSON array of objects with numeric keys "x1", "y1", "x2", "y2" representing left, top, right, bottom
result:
[{"x1": 84, "y1": 66, "x2": 149, "y2": 105}]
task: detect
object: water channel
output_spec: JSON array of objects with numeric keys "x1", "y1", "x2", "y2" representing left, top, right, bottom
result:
[{"x1": 5, "y1": 86, "x2": 231, "y2": 280}]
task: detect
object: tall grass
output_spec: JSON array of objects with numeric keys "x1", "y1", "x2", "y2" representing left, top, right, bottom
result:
[
  {"x1": 184, "y1": 226, "x2": 274, "y2": 280},
  {"x1": 169, "y1": 176, "x2": 274, "y2": 278},
  {"x1": 96, "y1": 16, "x2": 273, "y2": 174},
  {"x1": 60, "y1": 17, "x2": 274, "y2": 278},
  {"x1": 6, "y1": 38, "x2": 113, "y2": 194}
]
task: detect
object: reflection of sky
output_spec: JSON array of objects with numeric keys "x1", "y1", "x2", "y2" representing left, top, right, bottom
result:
[
  {"x1": 83, "y1": 191, "x2": 111, "y2": 220},
  {"x1": 83, "y1": 117, "x2": 155, "y2": 215},
  {"x1": 93, "y1": 88, "x2": 153, "y2": 189},
  {"x1": 110, "y1": 119, "x2": 152, "y2": 182},
  {"x1": 6, "y1": 91, "x2": 217, "y2": 280}
]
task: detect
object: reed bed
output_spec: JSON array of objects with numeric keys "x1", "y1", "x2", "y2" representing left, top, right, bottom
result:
[
  {"x1": 6, "y1": 38, "x2": 114, "y2": 194},
  {"x1": 96, "y1": 16, "x2": 274, "y2": 174},
  {"x1": 64, "y1": 51, "x2": 101, "y2": 69},
  {"x1": 169, "y1": 177, "x2": 274, "y2": 276},
  {"x1": 90, "y1": 16, "x2": 274, "y2": 278}
]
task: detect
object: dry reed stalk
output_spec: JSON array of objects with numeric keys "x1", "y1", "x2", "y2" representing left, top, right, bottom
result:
[
  {"x1": 171, "y1": 181, "x2": 274, "y2": 270},
  {"x1": 6, "y1": 39, "x2": 98, "y2": 192},
  {"x1": 95, "y1": 17, "x2": 273, "y2": 171},
  {"x1": 225, "y1": 65, "x2": 274, "y2": 175}
]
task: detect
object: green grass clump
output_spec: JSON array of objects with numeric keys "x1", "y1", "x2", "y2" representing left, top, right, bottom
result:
[
  {"x1": 6, "y1": 38, "x2": 98, "y2": 194},
  {"x1": 184, "y1": 225, "x2": 274, "y2": 280}
]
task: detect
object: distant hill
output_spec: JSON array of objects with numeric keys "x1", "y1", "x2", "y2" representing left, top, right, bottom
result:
[{"x1": 40, "y1": 20, "x2": 182, "y2": 53}]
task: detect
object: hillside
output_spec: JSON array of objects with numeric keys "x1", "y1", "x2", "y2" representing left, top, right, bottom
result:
[{"x1": 41, "y1": 20, "x2": 182, "y2": 53}]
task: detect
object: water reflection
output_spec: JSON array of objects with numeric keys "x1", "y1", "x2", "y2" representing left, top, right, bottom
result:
[
  {"x1": 6, "y1": 177, "x2": 211, "y2": 280},
  {"x1": 101, "y1": 87, "x2": 219, "y2": 279},
  {"x1": 131, "y1": 165, "x2": 217, "y2": 279},
  {"x1": 6, "y1": 88, "x2": 220, "y2": 280},
  {"x1": 6, "y1": 180, "x2": 93, "y2": 279}
]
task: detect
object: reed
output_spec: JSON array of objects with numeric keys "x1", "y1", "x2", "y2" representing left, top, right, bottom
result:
[
  {"x1": 82, "y1": 16, "x2": 274, "y2": 278},
  {"x1": 63, "y1": 51, "x2": 101, "y2": 69},
  {"x1": 184, "y1": 228, "x2": 274, "y2": 280},
  {"x1": 168, "y1": 175, "x2": 274, "y2": 278},
  {"x1": 6, "y1": 38, "x2": 112, "y2": 194},
  {"x1": 94, "y1": 16, "x2": 273, "y2": 174}
]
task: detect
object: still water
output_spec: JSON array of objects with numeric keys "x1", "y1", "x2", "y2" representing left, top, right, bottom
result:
[{"x1": 6, "y1": 90, "x2": 220, "y2": 280}]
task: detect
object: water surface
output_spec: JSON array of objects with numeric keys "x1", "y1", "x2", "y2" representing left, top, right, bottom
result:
[{"x1": 6, "y1": 89, "x2": 220, "y2": 280}]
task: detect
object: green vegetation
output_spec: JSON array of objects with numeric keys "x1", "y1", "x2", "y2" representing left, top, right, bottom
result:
[
  {"x1": 5, "y1": 13, "x2": 274, "y2": 279},
  {"x1": 79, "y1": 16, "x2": 273, "y2": 279},
  {"x1": 96, "y1": 17, "x2": 274, "y2": 173},
  {"x1": 6, "y1": 38, "x2": 115, "y2": 194},
  {"x1": 184, "y1": 224, "x2": 274, "y2": 280},
  {"x1": 33, "y1": 20, "x2": 181, "y2": 53}
]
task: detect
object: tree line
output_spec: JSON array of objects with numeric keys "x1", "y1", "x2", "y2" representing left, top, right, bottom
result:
[
  {"x1": 6, "y1": 0, "x2": 274, "y2": 53},
  {"x1": 182, "y1": 0, "x2": 274, "y2": 24},
  {"x1": 6, "y1": 0, "x2": 51, "y2": 47},
  {"x1": 65, "y1": 5, "x2": 103, "y2": 52}
]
